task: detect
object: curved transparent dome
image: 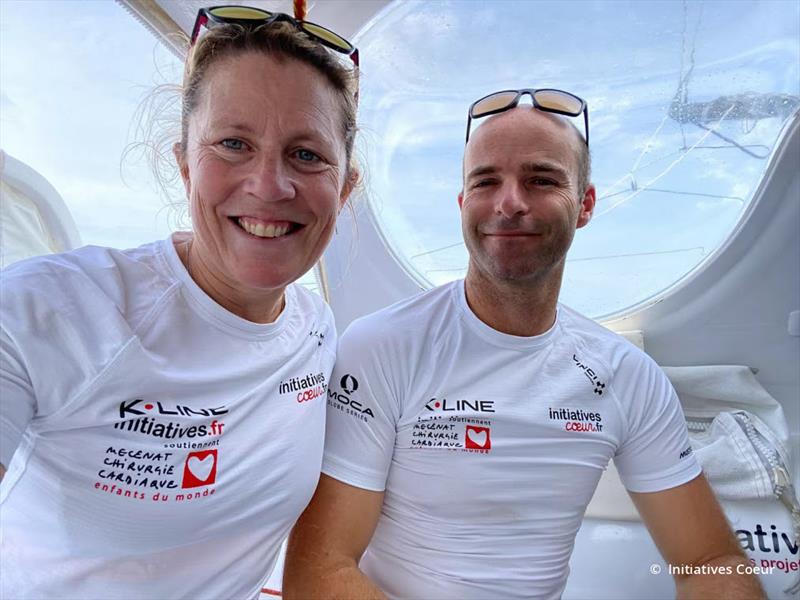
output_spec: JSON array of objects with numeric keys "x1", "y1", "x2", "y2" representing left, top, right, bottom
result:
[{"x1": 355, "y1": 0, "x2": 800, "y2": 319}]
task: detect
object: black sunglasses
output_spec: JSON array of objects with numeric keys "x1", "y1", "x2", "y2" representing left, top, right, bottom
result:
[
  {"x1": 190, "y1": 5, "x2": 359, "y2": 68},
  {"x1": 466, "y1": 88, "x2": 589, "y2": 146}
]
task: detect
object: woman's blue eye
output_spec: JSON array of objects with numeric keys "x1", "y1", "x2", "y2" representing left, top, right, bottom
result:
[
  {"x1": 296, "y1": 149, "x2": 320, "y2": 162},
  {"x1": 221, "y1": 139, "x2": 245, "y2": 150}
]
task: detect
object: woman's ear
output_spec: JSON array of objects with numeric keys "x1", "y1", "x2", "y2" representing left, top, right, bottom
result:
[{"x1": 339, "y1": 164, "x2": 361, "y2": 210}]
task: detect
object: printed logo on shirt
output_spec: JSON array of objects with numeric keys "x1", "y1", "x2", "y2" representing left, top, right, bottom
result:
[
  {"x1": 309, "y1": 329, "x2": 325, "y2": 347},
  {"x1": 411, "y1": 419, "x2": 493, "y2": 454},
  {"x1": 464, "y1": 425, "x2": 491, "y2": 451},
  {"x1": 279, "y1": 372, "x2": 328, "y2": 404},
  {"x1": 679, "y1": 446, "x2": 693, "y2": 459},
  {"x1": 119, "y1": 399, "x2": 228, "y2": 419},
  {"x1": 327, "y1": 374, "x2": 375, "y2": 422},
  {"x1": 181, "y1": 449, "x2": 218, "y2": 488},
  {"x1": 114, "y1": 416, "x2": 226, "y2": 443},
  {"x1": 548, "y1": 406, "x2": 604, "y2": 433},
  {"x1": 93, "y1": 445, "x2": 218, "y2": 503},
  {"x1": 735, "y1": 523, "x2": 799, "y2": 570},
  {"x1": 340, "y1": 374, "x2": 359, "y2": 394},
  {"x1": 93, "y1": 398, "x2": 229, "y2": 503},
  {"x1": 572, "y1": 354, "x2": 606, "y2": 395},
  {"x1": 424, "y1": 397, "x2": 495, "y2": 413},
  {"x1": 412, "y1": 397, "x2": 493, "y2": 454},
  {"x1": 115, "y1": 400, "x2": 227, "y2": 447}
]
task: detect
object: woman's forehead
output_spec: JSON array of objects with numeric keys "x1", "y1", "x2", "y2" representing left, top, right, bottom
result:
[
  {"x1": 200, "y1": 52, "x2": 334, "y2": 105},
  {"x1": 191, "y1": 52, "x2": 342, "y2": 135}
]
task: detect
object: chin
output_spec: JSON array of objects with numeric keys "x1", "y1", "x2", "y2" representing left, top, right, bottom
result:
[{"x1": 233, "y1": 264, "x2": 302, "y2": 293}]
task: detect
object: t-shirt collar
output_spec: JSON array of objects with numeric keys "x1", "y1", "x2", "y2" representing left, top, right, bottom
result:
[{"x1": 453, "y1": 279, "x2": 560, "y2": 350}]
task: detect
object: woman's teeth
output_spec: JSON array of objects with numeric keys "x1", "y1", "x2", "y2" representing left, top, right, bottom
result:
[{"x1": 238, "y1": 218, "x2": 291, "y2": 238}]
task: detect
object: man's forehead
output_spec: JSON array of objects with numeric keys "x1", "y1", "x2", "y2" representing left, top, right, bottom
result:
[
  {"x1": 464, "y1": 107, "x2": 581, "y2": 169},
  {"x1": 469, "y1": 106, "x2": 576, "y2": 147}
]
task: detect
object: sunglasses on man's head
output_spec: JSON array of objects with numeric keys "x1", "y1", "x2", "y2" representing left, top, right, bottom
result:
[
  {"x1": 191, "y1": 5, "x2": 359, "y2": 67},
  {"x1": 466, "y1": 88, "x2": 589, "y2": 146}
]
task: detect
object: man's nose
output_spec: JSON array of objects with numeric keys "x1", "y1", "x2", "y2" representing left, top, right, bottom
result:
[
  {"x1": 495, "y1": 181, "x2": 529, "y2": 217},
  {"x1": 241, "y1": 153, "x2": 296, "y2": 202}
]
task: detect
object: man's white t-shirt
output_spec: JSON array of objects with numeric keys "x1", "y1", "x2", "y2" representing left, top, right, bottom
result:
[
  {"x1": 323, "y1": 281, "x2": 701, "y2": 599},
  {"x1": 0, "y1": 238, "x2": 336, "y2": 599}
]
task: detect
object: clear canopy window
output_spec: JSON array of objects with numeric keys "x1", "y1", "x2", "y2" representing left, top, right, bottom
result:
[
  {"x1": 1, "y1": 0, "x2": 181, "y2": 249},
  {"x1": 355, "y1": 0, "x2": 800, "y2": 319}
]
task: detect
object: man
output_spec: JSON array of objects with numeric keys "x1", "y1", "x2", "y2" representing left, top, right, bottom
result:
[{"x1": 284, "y1": 89, "x2": 763, "y2": 599}]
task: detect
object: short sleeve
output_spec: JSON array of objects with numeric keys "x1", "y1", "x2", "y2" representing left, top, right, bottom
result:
[
  {"x1": 322, "y1": 318, "x2": 401, "y2": 492},
  {"x1": 0, "y1": 327, "x2": 35, "y2": 467},
  {"x1": 612, "y1": 353, "x2": 701, "y2": 493}
]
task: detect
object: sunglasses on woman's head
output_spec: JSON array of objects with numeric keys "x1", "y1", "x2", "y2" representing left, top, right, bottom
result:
[
  {"x1": 191, "y1": 5, "x2": 359, "y2": 67},
  {"x1": 466, "y1": 88, "x2": 589, "y2": 146}
]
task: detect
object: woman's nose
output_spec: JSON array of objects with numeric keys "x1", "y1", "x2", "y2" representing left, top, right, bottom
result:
[{"x1": 241, "y1": 153, "x2": 296, "y2": 202}]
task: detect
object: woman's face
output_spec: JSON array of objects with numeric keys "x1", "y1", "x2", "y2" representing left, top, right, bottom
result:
[{"x1": 176, "y1": 51, "x2": 352, "y2": 299}]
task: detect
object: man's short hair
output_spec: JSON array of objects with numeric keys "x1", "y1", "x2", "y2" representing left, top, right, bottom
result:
[{"x1": 573, "y1": 121, "x2": 592, "y2": 196}]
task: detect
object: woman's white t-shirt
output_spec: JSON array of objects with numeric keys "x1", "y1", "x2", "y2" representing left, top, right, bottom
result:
[{"x1": 0, "y1": 238, "x2": 335, "y2": 599}]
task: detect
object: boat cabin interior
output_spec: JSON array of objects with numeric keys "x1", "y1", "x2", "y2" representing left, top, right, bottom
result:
[{"x1": 1, "y1": 0, "x2": 798, "y2": 597}]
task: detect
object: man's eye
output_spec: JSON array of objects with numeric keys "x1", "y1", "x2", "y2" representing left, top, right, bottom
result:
[
  {"x1": 295, "y1": 149, "x2": 321, "y2": 162},
  {"x1": 532, "y1": 178, "x2": 556, "y2": 186},
  {"x1": 473, "y1": 179, "x2": 495, "y2": 188},
  {"x1": 220, "y1": 139, "x2": 245, "y2": 151}
]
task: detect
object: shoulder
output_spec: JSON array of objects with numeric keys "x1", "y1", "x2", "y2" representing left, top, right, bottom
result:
[
  {"x1": 1, "y1": 241, "x2": 176, "y2": 336},
  {"x1": 558, "y1": 305, "x2": 650, "y2": 364},
  {"x1": 342, "y1": 282, "x2": 457, "y2": 347},
  {"x1": 290, "y1": 283, "x2": 333, "y2": 322},
  {"x1": 334, "y1": 283, "x2": 457, "y2": 388},
  {"x1": 558, "y1": 306, "x2": 680, "y2": 438},
  {"x1": 557, "y1": 304, "x2": 664, "y2": 387},
  {"x1": 288, "y1": 283, "x2": 337, "y2": 356},
  {"x1": 557, "y1": 304, "x2": 630, "y2": 349},
  {"x1": 0, "y1": 242, "x2": 178, "y2": 416}
]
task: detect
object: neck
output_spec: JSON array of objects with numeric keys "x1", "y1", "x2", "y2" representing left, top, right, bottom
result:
[
  {"x1": 463, "y1": 263, "x2": 563, "y2": 337},
  {"x1": 175, "y1": 235, "x2": 285, "y2": 324}
]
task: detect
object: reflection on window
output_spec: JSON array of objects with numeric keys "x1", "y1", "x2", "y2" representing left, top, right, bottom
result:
[{"x1": 355, "y1": 0, "x2": 800, "y2": 319}]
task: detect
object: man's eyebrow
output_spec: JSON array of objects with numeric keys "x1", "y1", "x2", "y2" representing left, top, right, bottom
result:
[
  {"x1": 520, "y1": 162, "x2": 570, "y2": 179},
  {"x1": 466, "y1": 162, "x2": 570, "y2": 181},
  {"x1": 465, "y1": 165, "x2": 498, "y2": 180}
]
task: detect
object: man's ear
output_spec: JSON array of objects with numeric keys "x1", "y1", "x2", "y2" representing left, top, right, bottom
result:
[
  {"x1": 457, "y1": 190, "x2": 465, "y2": 210},
  {"x1": 339, "y1": 165, "x2": 360, "y2": 211},
  {"x1": 576, "y1": 184, "x2": 596, "y2": 229},
  {"x1": 173, "y1": 142, "x2": 190, "y2": 197}
]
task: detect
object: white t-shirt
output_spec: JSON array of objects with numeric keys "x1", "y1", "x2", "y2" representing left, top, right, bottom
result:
[
  {"x1": 323, "y1": 281, "x2": 701, "y2": 600},
  {"x1": 0, "y1": 238, "x2": 336, "y2": 599}
]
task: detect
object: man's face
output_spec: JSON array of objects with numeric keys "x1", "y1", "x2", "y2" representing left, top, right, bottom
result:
[{"x1": 458, "y1": 107, "x2": 595, "y2": 286}]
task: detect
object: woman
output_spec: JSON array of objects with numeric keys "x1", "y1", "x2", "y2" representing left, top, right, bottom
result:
[{"x1": 0, "y1": 6, "x2": 358, "y2": 598}]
